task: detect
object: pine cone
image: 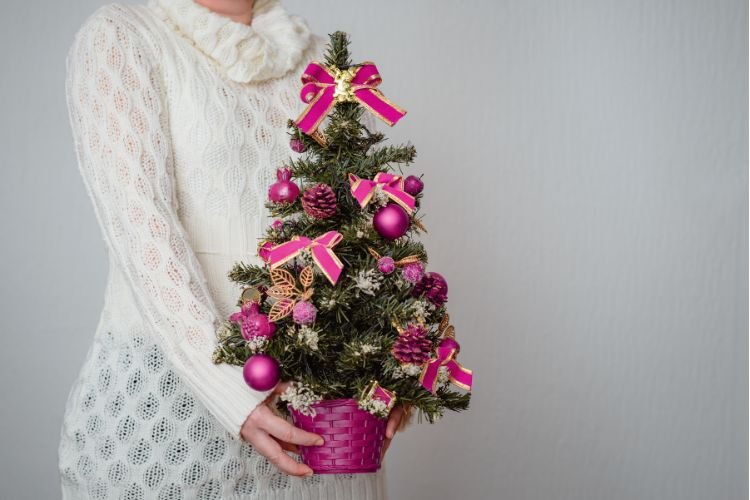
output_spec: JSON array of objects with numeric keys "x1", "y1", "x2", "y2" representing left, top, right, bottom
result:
[
  {"x1": 391, "y1": 324, "x2": 433, "y2": 365},
  {"x1": 301, "y1": 183, "x2": 337, "y2": 219}
]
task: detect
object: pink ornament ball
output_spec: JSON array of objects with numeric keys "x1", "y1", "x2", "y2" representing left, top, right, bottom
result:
[
  {"x1": 403, "y1": 175, "x2": 424, "y2": 196},
  {"x1": 268, "y1": 167, "x2": 300, "y2": 204},
  {"x1": 378, "y1": 256, "x2": 396, "y2": 274},
  {"x1": 243, "y1": 354, "x2": 280, "y2": 391},
  {"x1": 292, "y1": 300, "x2": 317, "y2": 325},
  {"x1": 373, "y1": 203, "x2": 410, "y2": 240},
  {"x1": 401, "y1": 262, "x2": 425, "y2": 283}
]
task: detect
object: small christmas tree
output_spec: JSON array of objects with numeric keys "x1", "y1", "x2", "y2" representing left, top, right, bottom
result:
[{"x1": 213, "y1": 31, "x2": 472, "y2": 472}]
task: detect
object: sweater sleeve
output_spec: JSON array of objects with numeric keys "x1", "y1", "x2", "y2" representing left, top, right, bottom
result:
[{"x1": 64, "y1": 7, "x2": 271, "y2": 440}]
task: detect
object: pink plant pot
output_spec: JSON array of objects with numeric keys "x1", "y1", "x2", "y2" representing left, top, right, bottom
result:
[{"x1": 288, "y1": 398, "x2": 387, "y2": 474}]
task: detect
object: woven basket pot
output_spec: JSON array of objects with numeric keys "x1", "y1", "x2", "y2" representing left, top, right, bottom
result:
[{"x1": 288, "y1": 398, "x2": 387, "y2": 474}]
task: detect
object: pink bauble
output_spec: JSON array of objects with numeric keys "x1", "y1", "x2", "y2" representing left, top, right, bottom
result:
[
  {"x1": 373, "y1": 203, "x2": 410, "y2": 240},
  {"x1": 268, "y1": 167, "x2": 300, "y2": 204},
  {"x1": 403, "y1": 175, "x2": 424, "y2": 196},
  {"x1": 243, "y1": 354, "x2": 280, "y2": 391},
  {"x1": 378, "y1": 256, "x2": 395, "y2": 274}
]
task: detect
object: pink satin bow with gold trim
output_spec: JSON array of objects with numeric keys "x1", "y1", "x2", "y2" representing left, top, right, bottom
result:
[
  {"x1": 266, "y1": 231, "x2": 344, "y2": 285},
  {"x1": 295, "y1": 61, "x2": 407, "y2": 136},
  {"x1": 348, "y1": 172, "x2": 416, "y2": 214},
  {"x1": 419, "y1": 336, "x2": 473, "y2": 394}
]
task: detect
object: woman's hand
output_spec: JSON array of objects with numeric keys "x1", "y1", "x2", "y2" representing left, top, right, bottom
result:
[
  {"x1": 240, "y1": 382, "x2": 323, "y2": 477},
  {"x1": 381, "y1": 404, "x2": 412, "y2": 460}
]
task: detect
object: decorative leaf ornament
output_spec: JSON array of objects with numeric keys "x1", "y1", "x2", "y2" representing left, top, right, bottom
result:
[
  {"x1": 300, "y1": 266, "x2": 314, "y2": 288},
  {"x1": 437, "y1": 313, "x2": 456, "y2": 339},
  {"x1": 367, "y1": 247, "x2": 421, "y2": 267},
  {"x1": 411, "y1": 217, "x2": 427, "y2": 233},
  {"x1": 267, "y1": 267, "x2": 315, "y2": 322}
]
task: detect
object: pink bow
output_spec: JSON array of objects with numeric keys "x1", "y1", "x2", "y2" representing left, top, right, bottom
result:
[
  {"x1": 419, "y1": 336, "x2": 473, "y2": 394},
  {"x1": 295, "y1": 61, "x2": 407, "y2": 136},
  {"x1": 266, "y1": 231, "x2": 344, "y2": 285},
  {"x1": 348, "y1": 172, "x2": 416, "y2": 213}
]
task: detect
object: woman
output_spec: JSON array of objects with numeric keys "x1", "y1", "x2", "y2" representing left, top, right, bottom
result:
[{"x1": 58, "y1": 0, "x2": 404, "y2": 498}]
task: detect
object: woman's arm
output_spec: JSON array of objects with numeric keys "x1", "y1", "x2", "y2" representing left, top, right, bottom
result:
[{"x1": 64, "y1": 6, "x2": 268, "y2": 440}]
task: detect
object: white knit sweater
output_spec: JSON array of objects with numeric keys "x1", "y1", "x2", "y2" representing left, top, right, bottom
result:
[{"x1": 57, "y1": 0, "x2": 384, "y2": 498}]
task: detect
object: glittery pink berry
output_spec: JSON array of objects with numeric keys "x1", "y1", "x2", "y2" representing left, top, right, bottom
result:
[
  {"x1": 378, "y1": 256, "x2": 395, "y2": 274},
  {"x1": 401, "y1": 262, "x2": 424, "y2": 283},
  {"x1": 292, "y1": 300, "x2": 317, "y2": 325}
]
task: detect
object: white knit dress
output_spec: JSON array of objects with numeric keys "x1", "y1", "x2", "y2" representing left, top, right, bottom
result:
[{"x1": 57, "y1": 0, "x2": 385, "y2": 498}]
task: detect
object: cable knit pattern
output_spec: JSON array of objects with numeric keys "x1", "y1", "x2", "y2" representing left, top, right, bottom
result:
[{"x1": 57, "y1": 1, "x2": 383, "y2": 498}]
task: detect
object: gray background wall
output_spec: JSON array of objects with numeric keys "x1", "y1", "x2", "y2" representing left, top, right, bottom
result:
[{"x1": 0, "y1": 0, "x2": 746, "y2": 499}]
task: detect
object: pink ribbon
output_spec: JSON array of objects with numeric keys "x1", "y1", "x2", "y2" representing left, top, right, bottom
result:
[
  {"x1": 295, "y1": 61, "x2": 407, "y2": 135},
  {"x1": 419, "y1": 337, "x2": 473, "y2": 394},
  {"x1": 266, "y1": 231, "x2": 344, "y2": 285},
  {"x1": 348, "y1": 172, "x2": 416, "y2": 213}
]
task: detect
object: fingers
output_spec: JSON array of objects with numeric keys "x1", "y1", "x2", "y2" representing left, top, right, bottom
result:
[
  {"x1": 255, "y1": 406, "x2": 324, "y2": 446},
  {"x1": 273, "y1": 436, "x2": 300, "y2": 455},
  {"x1": 261, "y1": 381, "x2": 289, "y2": 407},
  {"x1": 382, "y1": 406, "x2": 406, "y2": 460},
  {"x1": 250, "y1": 429, "x2": 313, "y2": 477},
  {"x1": 397, "y1": 405, "x2": 413, "y2": 432},
  {"x1": 386, "y1": 406, "x2": 404, "y2": 439},
  {"x1": 272, "y1": 381, "x2": 290, "y2": 395}
]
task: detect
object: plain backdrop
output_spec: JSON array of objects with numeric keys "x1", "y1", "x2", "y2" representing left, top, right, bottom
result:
[{"x1": 0, "y1": 0, "x2": 747, "y2": 499}]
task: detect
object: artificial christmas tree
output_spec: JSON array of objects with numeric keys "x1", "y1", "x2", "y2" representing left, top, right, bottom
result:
[{"x1": 213, "y1": 31, "x2": 473, "y2": 474}]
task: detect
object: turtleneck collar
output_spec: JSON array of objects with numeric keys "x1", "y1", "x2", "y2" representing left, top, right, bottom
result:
[{"x1": 147, "y1": 0, "x2": 313, "y2": 83}]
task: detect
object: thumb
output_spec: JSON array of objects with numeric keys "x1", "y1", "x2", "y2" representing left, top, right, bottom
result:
[
  {"x1": 272, "y1": 381, "x2": 290, "y2": 395},
  {"x1": 261, "y1": 382, "x2": 289, "y2": 406}
]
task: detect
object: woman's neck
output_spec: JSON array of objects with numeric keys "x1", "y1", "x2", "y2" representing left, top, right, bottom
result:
[{"x1": 193, "y1": 0, "x2": 255, "y2": 25}]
